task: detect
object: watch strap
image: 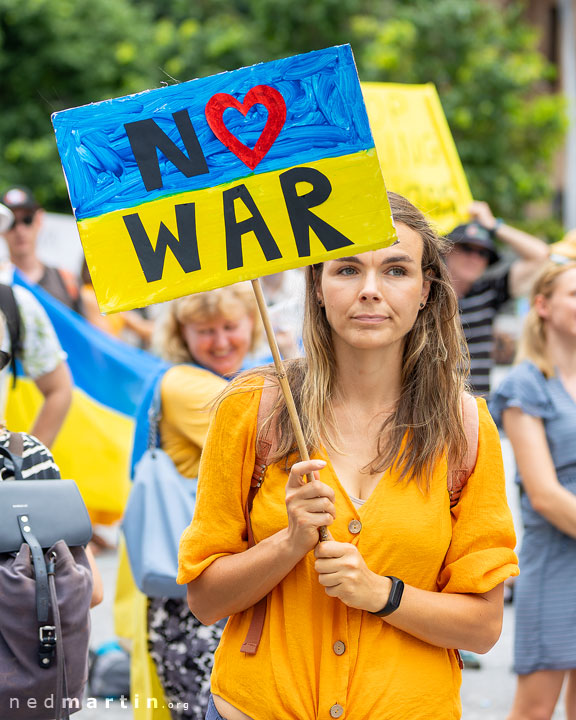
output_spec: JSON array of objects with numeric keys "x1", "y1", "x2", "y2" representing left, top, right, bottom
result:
[
  {"x1": 370, "y1": 576, "x2": 404, "y2": 617},
  {"x1": 489, "y1": 218, "x2": 504, "y2": 238}
]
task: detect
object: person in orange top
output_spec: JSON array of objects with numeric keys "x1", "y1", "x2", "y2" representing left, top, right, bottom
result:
[{"x1": 178, "y1": 192, "x2": 519, "y2": 720}]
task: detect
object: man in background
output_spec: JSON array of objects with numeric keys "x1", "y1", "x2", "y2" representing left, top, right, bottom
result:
[
  {"x1": 1, "y1": 186, "x2": 83, "y2": 314},
  {"x1": 0, "y1": 202, "x2": 72, "y2": 447},
  {"x1": 446, "y1": 201, "x2": 549, "y2": 396}
]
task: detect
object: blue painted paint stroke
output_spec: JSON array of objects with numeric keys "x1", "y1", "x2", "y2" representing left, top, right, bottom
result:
[{"x1": 53, "y1": 45, "x2": 375, "y2": 221}]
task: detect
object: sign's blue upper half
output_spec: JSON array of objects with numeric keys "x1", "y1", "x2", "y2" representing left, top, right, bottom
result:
[{"x1": 52, "y1": 45, "x2": 374, "y2": 221}]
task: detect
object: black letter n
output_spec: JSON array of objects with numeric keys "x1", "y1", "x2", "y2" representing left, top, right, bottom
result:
[
  {"x1": 123, "y1": 203, "x2": 201, "y2": 283},
  {"x1": 124, "y1": 110, "x2": 209, "y2": 192}
]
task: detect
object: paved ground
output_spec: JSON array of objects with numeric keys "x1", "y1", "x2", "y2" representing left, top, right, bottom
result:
[{"x1": 76, "y1": 438, "x2": 568, "y2": 720}]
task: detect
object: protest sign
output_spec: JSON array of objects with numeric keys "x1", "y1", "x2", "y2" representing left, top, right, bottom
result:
[
  {"x1": 362, "y1": 82, "x2": 472, "y2": 233},
  {"x1": 53, "y1": 45, "x2": 394, "y2": 314}
]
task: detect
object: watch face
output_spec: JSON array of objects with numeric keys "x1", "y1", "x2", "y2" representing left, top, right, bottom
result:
[
  {"x1": 386, "y1": 577, "x2": 404, "y2": 612},
  {"x1": 371, "y1": 577, "x2": 404, "y2": 616}
]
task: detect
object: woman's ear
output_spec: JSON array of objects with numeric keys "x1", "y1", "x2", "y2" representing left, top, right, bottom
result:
[
  {"x1": 420, "y1": 272, "x2": 432, "y2": 307},
  {"x1": 312, "y1": 264, "x2": 324, "y2": 306},
  {"x1": 534, "y1": 293, "x2": 549, "y2": 320}
]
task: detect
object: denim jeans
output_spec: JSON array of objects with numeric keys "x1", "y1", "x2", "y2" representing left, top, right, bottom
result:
[{"x1": 205, "y1": 695, "x2": 227, "y2": 720}]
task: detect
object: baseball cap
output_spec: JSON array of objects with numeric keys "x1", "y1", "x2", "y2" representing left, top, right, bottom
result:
[
  {"x1": 0, "y1": 186, "x2": 40, "y2": 211},
  {"x1": 0, "y1": 204, "x2": 14, "y2": 234},
  {"x1": 446, "y1": 221, "x2": 499, "y2": 265}
]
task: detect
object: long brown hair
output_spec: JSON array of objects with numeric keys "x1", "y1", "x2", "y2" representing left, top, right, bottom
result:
[
  {"x1": 226, "y1": 192, "x2": 469, "y2": 485},
  {"x1": 516, "y1": 260, "x2": 576, "y2": 378}
]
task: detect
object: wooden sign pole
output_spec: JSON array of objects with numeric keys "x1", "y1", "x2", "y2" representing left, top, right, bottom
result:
[{"x1": 251, "y1": 278, "x2": 329, "y2": 541}]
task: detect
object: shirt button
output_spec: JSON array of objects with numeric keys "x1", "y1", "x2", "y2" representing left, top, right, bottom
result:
[
  {"x1": 330, "y1": 704, "x2": 344, "y2": 718},
  {"x1": 333, "y1": 640, "x2": 346, "y2": 655},
  {"x1": 348, "y1": 519, "x2": 362, "y2": 534}
]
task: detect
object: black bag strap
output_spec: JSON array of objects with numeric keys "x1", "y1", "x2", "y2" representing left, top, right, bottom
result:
[
  {"x1": 0, "y1": 283, "x2": 22, "y2": 386},
  {"x1": 16, "y1": 517, "x2": 57, "y2": 674},
  {"x1": 47, "y1": 553, "x2": 70, "y2": 720}
]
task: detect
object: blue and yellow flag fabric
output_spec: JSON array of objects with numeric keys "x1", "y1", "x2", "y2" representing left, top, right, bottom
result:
[
  {"x1": 52, "y1": 45, "x2": 395, "y2": 315},
  {"x1": 6, "y1": 272, "x2": 166, "y2": 524}
]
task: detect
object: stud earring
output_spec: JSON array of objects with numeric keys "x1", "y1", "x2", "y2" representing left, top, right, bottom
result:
[
  {"x1": 317, "y1": 298, "x2": 324, "y2": 307},
  {"x1": 419, "y1": 303, "x2": 425, "y2": 309}
]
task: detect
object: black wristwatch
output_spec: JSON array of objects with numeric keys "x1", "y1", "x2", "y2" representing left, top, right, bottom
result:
[
  {"x1": 370, "y1": 576, "x2": 404, "y2": 617},
  {"x1": 489, "y1": 218, "x2": 504, "y2": 238}
]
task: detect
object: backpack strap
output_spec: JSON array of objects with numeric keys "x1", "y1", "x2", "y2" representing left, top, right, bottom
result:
[
  {"x1": 240, "y1": 381, "x2": 280, "y2": 654},
  {"x1": 447, "y1": 393, "x2": 479, "y2": 509}
]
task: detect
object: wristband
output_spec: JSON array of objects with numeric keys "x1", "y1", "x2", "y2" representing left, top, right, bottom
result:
[
  {"x1": 370, "y1": 576, "x2": 404, "y2": 617},
  {"x1": 489, "y1": 218, "x2": 504, "y2": 238}
]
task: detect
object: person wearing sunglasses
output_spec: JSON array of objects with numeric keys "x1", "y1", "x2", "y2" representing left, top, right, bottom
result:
[
  {"x1": 445, "y1": 201, "x2": 549, "y2": 397},
  {"x1": 0, "y1": 186, "x2": 83, "y2": 314}
]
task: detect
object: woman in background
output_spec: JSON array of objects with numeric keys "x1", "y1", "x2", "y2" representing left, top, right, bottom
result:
[
  {"x1": 490, "y1": 261, "x2": 576, "y2": 720},
  {"x1": 127, "y1": 283, "x2": 262, "y2": 720}
]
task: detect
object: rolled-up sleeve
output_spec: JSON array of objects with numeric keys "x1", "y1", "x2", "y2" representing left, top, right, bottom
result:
[
  {"x1": 177, "y1": 380, "x2": 262, "y2": 584},
  {"x1": 438, "y1": 399, "x2": 519, "y2": 594}
]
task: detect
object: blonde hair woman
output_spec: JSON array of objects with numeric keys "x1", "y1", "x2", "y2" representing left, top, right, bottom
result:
[
  {"x1": 490, "y1": 260, "x2": 576, "y2": 720},
  {"x1": 178, "y1": 193, "x2": 518, "y2": 720},
  {"x1": 141, "y1": 284, "x2": 262, "y2": 720}
]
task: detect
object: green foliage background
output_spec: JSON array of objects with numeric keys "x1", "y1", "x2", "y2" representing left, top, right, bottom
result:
[{"x1": 0, "y1": 0, "x2": 567, "y2": 231}]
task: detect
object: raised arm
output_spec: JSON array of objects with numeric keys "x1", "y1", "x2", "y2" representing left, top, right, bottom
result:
[
  {"x1": 469, "y1": 201, "x2": 549, "y2": 297},
  {"x1": 503, "y1": 407, "x2": 576, "y2": 538}
]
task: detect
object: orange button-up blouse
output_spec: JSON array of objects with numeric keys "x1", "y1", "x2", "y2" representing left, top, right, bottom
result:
[{"x1": 178, "y1": 380, "x2": 519, "y2": 720}]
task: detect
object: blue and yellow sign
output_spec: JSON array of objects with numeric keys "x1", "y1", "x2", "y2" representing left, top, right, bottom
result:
[{"x1": 53, "y1": 46, "x2": 394, "y2": 314}]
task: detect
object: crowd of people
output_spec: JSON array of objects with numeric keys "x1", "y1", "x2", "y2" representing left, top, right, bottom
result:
[{"x1": 1, "y1": 182, "x2": 576, "y2": 720}]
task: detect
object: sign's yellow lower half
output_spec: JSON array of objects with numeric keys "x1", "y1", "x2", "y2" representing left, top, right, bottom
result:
[{"x1": 80, "y1": 150, "x2": 395, "y2": 314}]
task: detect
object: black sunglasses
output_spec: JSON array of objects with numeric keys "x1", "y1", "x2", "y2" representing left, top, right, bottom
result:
[
  {"x1": 458, "y1": 243, "x2": 492, "y2": 261},
  {"x1": 0, "y1": 351, "x2": 11, "y2": 372},
  {"x1": 8, "y1": 213, "x2": 35, "y2": 231}
]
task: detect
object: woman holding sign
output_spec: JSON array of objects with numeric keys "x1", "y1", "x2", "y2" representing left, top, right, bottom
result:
[{"x1": 178, "y1": 193, "x2": 519, "y2": 720}]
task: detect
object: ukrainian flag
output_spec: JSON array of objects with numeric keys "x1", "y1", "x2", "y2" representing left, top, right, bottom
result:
[
  {"x1": 6, "y1": 272, "x2": 166, "y2": 524},
  {"x1": 52, "y1": 44, "x2": 395, "y2": 316}
]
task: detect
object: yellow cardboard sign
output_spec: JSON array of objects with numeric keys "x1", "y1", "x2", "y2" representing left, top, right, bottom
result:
[
  {"x1": 78, "y1": 150, "x2": 392, "y2": 313},
  {"x1": 362, "y1": 82, "x2": 472, "y2": 234},
  {"x1": 53, "y1": 47, "x2": 394, "y2": 314}
]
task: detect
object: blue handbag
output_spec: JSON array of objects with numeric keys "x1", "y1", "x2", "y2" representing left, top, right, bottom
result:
[{"x1": 121, "y1": 377, "x2": 196, "y2": 599}]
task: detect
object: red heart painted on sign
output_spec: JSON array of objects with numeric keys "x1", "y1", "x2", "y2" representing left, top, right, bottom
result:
[{"x1": 205, "y1": 85, "x2": 287, "y2": 170}]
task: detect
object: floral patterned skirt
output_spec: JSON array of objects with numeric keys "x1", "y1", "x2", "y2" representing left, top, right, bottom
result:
[{"x1": 148, "y1": 597, "x2": 225, "y2": 720}]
